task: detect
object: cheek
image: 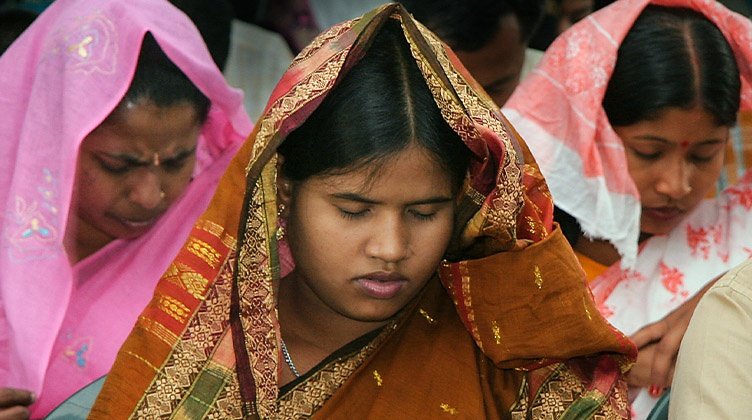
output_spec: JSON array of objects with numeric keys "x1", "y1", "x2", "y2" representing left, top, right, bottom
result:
[
  {"x1": 690, "y1": 162, "x2": 723, "y2": 198},
  {"x1": 625, "y1": 164, "x2": 654, "y2": 196},
  {"x1": 413, "y1": 217, "x2": 454, "y2": 263},
  {"x1": 164, "y1": 161, "x2": 197, "y2": 193}
]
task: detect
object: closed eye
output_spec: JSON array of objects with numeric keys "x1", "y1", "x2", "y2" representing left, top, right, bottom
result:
[
  {"x1": 96, "y1": 156, "x2": 130, "y2": 174},
  {"x1": 632, "y1": 149, "x2": 662, "y2": 161},
  {"x1": 161, "y1": 156, "x2": 191, "y2": 172},
  {"x1": 339, "y1": 208, "x2": 370, "y2": 220},
  {"x1": 408, "y1": 209, "x2": 437, "y2": 221}
]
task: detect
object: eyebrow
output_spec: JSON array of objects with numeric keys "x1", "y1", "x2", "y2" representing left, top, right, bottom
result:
[
  {"x1": 330, "y1": 192, "x2": 454, "y2": 206},
  {"x1": 632, "y1": 135, "x2": 725, "y2": 145},
  {"x1": 99, "y1": 146, "x2": 197, "y2": 166}
]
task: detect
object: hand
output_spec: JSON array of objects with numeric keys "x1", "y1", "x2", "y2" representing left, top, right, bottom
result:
[
  {"x1": 628, "y1": 276, "x2": 719, "y2": 393},
  {"x1": 0, "y1": 388, "x2": 34, "y2": 420}
]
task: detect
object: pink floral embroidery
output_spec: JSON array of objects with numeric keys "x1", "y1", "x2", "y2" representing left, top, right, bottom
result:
[
  {"x1": 591, "y1": 266, "x2": 644, "y2": 319},
  {"x1": 686, "y1": 224, "x2": 722, "y2": 260},
  {"x1": 725, "y1": 183, "x2": 752, "y2": 210},
  {"x1": 45, "y1": 11, "x2": 117, "y2": 75},
  {"x1": 659, "y1": 262, "x2": 689, "y2": 302}
]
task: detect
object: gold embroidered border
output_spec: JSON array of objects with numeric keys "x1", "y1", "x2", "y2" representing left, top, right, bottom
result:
[
  {"x1": 402, "y1": 19, "x2": 523, "y2": 244},
  {"x1": 276, "y1": 320, "x2": 397, "y2": 418},
  {"x1": 132, "y1": 252, "x2": 238, "y2": 419}
]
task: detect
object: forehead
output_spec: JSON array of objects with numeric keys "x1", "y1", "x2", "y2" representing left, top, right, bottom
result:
[
  {"x1": 307, "y1": 147, "x2": 454, "y2": 197},
  {"x1": 617, "y1": 107, "x2": 729, "y2": 145},
  {"x1": 82, "y1": 100, "x2": 201, "y2": 152}
]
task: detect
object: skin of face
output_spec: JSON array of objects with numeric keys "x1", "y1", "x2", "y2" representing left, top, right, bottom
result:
[
  {"x1": 615, "y1": 106, "x2": 729, "y2": 237},
  {"x1": 277, "y1": 145, "x2": 457, "y2": 331},
  {"x1": 69, "y1": 99, "x2": 202, "y2": 260},
  {"x1": 454, "y1": 13, "x2": 526, "y2": 107}
]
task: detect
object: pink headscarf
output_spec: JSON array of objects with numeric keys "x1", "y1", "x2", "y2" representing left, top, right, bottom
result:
[
  {"x1": 504, "y1": 0, "x2": 752, "y2": 265},
  {"x1": 504, "y1": 0, "x2": 752, "y2": 417},
  {"x1": 0, "y1": 0, "x2": 252, "y2": 416}
]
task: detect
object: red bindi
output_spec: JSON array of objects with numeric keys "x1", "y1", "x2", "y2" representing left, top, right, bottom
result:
[{"x1": 679, "y1": 140, "x2": 690, "y2": 149}]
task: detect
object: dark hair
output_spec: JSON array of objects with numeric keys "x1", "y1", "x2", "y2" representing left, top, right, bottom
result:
[
  {"x1": 603, "y1": 6, "x2": 740, "y2": 127},
  {"x1": 277, "y1": 19, "x2": 471, "y2": 193},
  {"x1": 0, "y1": 8, "x2": 37, "y2": 54},
  {"x1": 398, "y1": 0, "x2": 545, "y2": 50},
  {"x1": 169, "y1": 0, "x2": 233, "y2": 70},
  {"x1": 117, "y1": 33, "x2": 211, "y2": 123}
]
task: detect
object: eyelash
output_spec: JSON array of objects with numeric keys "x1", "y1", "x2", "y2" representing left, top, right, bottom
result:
[
  {"x1": 97, "y1": 159, "x2": 129, "y2": 174},
  {"x1": 96, "y1": 157, "x2": 189, "y2": 174},
  {"x1": 339, "y1": 209, "x2": 368, "y2": 220},
  {"x1": 408, "y1": 209, "x2": 437, "y2": 221},
  {"x1": 632, "y1": 150, "x2": 661, "y2": 161},
  {"x1": 337, "y1": 208, "x2": 438, "y2": 221},
  {"x1": 632, "y1": 150, "x2": 718, "y2": 164}
]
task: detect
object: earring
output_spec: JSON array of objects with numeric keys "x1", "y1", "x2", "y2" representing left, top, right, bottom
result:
[
  {"x1": 159, "y1": 190, "x2": 166, "y2": 200},
  {"x1": 276, "y1": 204, "x2": 286, "y2": 240}
]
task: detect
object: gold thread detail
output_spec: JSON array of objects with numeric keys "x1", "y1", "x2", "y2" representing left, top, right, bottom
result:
[
  {"x1": 373, "y1": 370, "x2": 383, "y2": 387},
  {"x1": 583, "y1": 297, "x2": 593, "y2": 321},
  {"x1": 492, "y1": 320, "x2": 502, "y2": 345},
  {"x1": 440, "y1": 403, "x2": 459, "y2": 415},
  {"x1": 534, "y1": 265, "x2": 543, "y2": 289},
  {"x1": 186, "y1": 238, "x2": 221, "y2": 268},
  {"x1": 125, "y1": 351, "x2": 159, "y2": 372},
  {"x1": 419, "y1": 308, "x2": 437, "y2": 325},
  {"x1": 157, "y1": 294, "x2": 190, "y2": 323}
]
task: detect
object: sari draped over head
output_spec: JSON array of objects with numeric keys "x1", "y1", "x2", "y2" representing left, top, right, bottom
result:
[
  {"x1": 91, "y1": 4, "x2": 634, "y2": 419},
  {"x1": 0, "y1": 0, "x2": 252, "y2": 416},
  {"x1": 503, "y1": 0, "x2": 752, "y2": 416}
]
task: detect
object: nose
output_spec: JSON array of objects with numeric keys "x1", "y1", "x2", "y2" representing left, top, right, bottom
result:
[
  {"x1": 365, "y1": 214, "x2": 410, "y2": 264},
  {"x1": 127, "y1": 169, "x2": 164, "y2": 210},
  {"x1": 655, "y1": 158, "x2": 692, "y2": 200}
]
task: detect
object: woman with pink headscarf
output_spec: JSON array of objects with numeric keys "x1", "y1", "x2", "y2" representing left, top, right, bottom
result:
[
  {"x1": 504, "y1": 0, "x2": 752, "y2": 417},
  {"x1": 0, "y1": 0, "x2": 252, "y2": 417}
]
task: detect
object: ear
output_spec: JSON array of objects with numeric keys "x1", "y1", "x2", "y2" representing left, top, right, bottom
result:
[{"x1": 276, "y1": 155, "x2": 293, "y2": 216}]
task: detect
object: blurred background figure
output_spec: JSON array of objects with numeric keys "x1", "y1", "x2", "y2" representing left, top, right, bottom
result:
[
  {"x1": 530, "y1": 0, "x2": 597, "y2": 50},
  {"x1": 235, "y1": 0, "x2": 548, "y2": 108},
  {"x1": 177, "y1": 0, "x2": 294, "y2": 121},
  {"x1": 399, "y1": 0, "x2": 546, "y2": 107}
]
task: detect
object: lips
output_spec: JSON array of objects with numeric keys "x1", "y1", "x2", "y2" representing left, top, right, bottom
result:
[
  {"x1": 354, "y1": 271, "x2": 408, "y2": 299},
  {"x1": 642, "y1": 206, "x2": 684, "y2": 222},
  {"x1": 110, "y1": 213, "x2": 161, "y2": 233}
]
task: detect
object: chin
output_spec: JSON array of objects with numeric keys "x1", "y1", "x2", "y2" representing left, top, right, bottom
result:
[
  {"x1": 349, "y1": 307, "x2": 401, "y2": 324},
  {"x1": 639, "y1": 223, "x2": 678, "y2": 238}
]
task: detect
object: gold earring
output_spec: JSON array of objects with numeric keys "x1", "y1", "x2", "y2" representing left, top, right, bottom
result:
[
  {"x1": 276, "y1": 204, "x2": 286, "y2": 240},
  {"x1": 159, "y1": 190, "x2": 166, "y2": 199}
]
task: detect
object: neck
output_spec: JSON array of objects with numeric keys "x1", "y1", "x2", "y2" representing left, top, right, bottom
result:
[
  {"x1": 573, "y1": 234, "x2": 621, "y2": 267},
  {"x1": 276, "y1": 271, "x2": 388, "y2": 373}
]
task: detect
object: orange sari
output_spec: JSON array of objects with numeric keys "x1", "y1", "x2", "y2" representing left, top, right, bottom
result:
[{"x1": 90, "y1": 5, "x2": 634, "y2": 419}]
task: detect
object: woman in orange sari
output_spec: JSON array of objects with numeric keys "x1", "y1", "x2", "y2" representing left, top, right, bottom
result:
[{"x1": 90, "y1": 5, "x2": 634, "y2": 418}]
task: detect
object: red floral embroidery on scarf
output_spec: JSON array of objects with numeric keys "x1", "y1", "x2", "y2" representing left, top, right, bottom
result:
[
  {"x1": 725, "y1": 183, "x2": 752, "y2": 210},
  {"x1": 686, "y1": 224, "x2": 722, "y2": 260},
  {"x1": 659, "y1": 262, "x2": 689, "y2": 302},
  {"x1": 591, "y1": 266, "x2": 645, "y2": 319},
  {"x1": 744, "y1": 247, "x2": 752, "y2": 259}
]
